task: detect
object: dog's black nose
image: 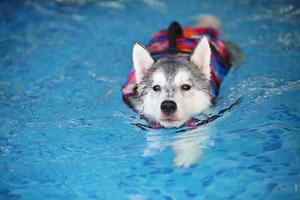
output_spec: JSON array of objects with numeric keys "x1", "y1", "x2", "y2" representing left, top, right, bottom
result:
[{"x1": 161, "y1": 100, "x2": 177, "y2": 115}]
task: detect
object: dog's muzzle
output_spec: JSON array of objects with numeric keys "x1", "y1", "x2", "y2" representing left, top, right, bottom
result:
[{"x1": 161, "y1": 100, "x2": 177, "y2": 115}]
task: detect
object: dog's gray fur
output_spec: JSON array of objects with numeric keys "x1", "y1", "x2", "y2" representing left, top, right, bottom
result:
[{"x1": 136, "y1": 55, "x2": 210, "y2": 99}]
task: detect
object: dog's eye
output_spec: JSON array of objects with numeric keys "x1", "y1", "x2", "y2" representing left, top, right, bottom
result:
[
  {"x1": 152, "y1": 85, "x2": 161, "y2": 92},
  {"x1": 181, "y1": 84, "x2": 191, "y2": 91}
]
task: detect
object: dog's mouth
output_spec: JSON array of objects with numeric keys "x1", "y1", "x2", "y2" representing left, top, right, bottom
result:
[
  {"x1": 160, "y1": 115, "x2": 181, "y2": 122},
  {"x1": 159, "y1": 116, "x2": 185, "y2": 128},
  {"x1": 161, "y1": 118, "x2": 178, "y2": 122}
]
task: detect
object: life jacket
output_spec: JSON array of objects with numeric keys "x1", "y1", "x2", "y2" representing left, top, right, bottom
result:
[{"x1": 122, "y1": 25, "x2": 231, "y2": 128}]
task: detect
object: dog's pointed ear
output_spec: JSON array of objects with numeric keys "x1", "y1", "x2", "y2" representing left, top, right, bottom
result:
[
  {"x1": 190, "y1": 36, "x2": 211, "y2": 79},
  {"x1": 133, "y1": 42, "x2": 154, "y2": 84}
]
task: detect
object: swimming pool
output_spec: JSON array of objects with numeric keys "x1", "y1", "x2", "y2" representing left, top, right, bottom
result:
[{"x1": 0, "y1": 0, "x2": 299, "y2": 199}]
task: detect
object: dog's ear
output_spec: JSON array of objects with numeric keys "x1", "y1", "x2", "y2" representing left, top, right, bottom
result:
[
  {"x1": 133, "y1": 42, "x2": 154, "y2": 84},
  {"x1": 190, "y1": 36, "x2": 211, "y2": 79}
]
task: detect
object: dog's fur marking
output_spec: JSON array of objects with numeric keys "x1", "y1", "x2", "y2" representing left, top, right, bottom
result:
[
  {"x1": 133, "y1": 42, "x2": 154, "y2": 84},
  {"x1": 123, "y1": 16, "x2": 241, "y2": 167},
  {"x1": 190, "y1": 36, "x2": 211, "y2": 79}
]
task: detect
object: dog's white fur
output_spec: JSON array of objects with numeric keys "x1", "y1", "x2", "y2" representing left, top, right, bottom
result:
[
  {"x1": 133, "y1": 37, "x2": 212, "y2": 128},
  {"x1": 133, "y1": 43, "x2": 154, "y2": 84},
  {"x1": 133, "y1": 16, "x2": 227, "y2": 167},
  {"x1": 190, "y1": 36, "x2": 211, "y2": 79},
  {"x1": 133, "y1": 37, "x2": 213, "y2": 167}
]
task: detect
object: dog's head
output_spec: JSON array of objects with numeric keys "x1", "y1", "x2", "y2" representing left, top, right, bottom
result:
[{"x1": 133, "y1": 37, "x2": 212, "y2": 128}]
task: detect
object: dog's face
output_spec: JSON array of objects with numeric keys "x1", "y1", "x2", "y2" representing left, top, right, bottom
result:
[{"x1": 133, "y1": 37, "x2": 212, "y2": 128}]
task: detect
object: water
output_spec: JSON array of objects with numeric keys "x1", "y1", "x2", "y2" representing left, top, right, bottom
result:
[{"x1": 0, "y1": 0, "x2": 299, "y2": 199}]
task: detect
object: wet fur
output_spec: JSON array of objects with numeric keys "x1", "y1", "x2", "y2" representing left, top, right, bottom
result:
[
  {"x1": 129, "y1": 16, "x2": 242, "y2": 167},
  {"x1": 130, "y1": 34, "x2": 212, "y2": 128}
]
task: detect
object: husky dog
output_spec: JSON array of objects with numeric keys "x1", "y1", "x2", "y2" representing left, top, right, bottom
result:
[
  {"x1": 122, "y1": 16, "x2": 241, "y2": 167},
  {"x1": 123, "y1": 16, "x2": 240, "y2": 129}
]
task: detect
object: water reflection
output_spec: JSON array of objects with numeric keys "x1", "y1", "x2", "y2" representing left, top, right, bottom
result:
[{"x1": 138, "y1": 98, "x2": 241, "y2": 167}]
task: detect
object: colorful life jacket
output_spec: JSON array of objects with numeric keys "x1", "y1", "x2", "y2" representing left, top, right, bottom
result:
[{"x1": 122, "y1": 26, "x2": 231, "y2": 128}]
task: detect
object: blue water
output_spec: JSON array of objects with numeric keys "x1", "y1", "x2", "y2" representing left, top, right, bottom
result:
[{"x1": 0, "y1": 0, "x2": 300, "y2": 199}]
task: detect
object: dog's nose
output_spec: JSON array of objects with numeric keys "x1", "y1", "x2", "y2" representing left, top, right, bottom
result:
[{"x1": 161, "y1": 100, "x2": 177, "y2": 115}]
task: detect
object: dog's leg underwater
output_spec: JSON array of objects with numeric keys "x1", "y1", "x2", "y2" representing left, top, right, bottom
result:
[{"x1": 172, "y1": 128, "x2": 211, "y2": 168}]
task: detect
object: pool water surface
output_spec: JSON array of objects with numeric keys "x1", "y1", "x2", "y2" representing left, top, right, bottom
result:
[{"x1": 0, "y1": 0, "x2": 300, "y2": 199}]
